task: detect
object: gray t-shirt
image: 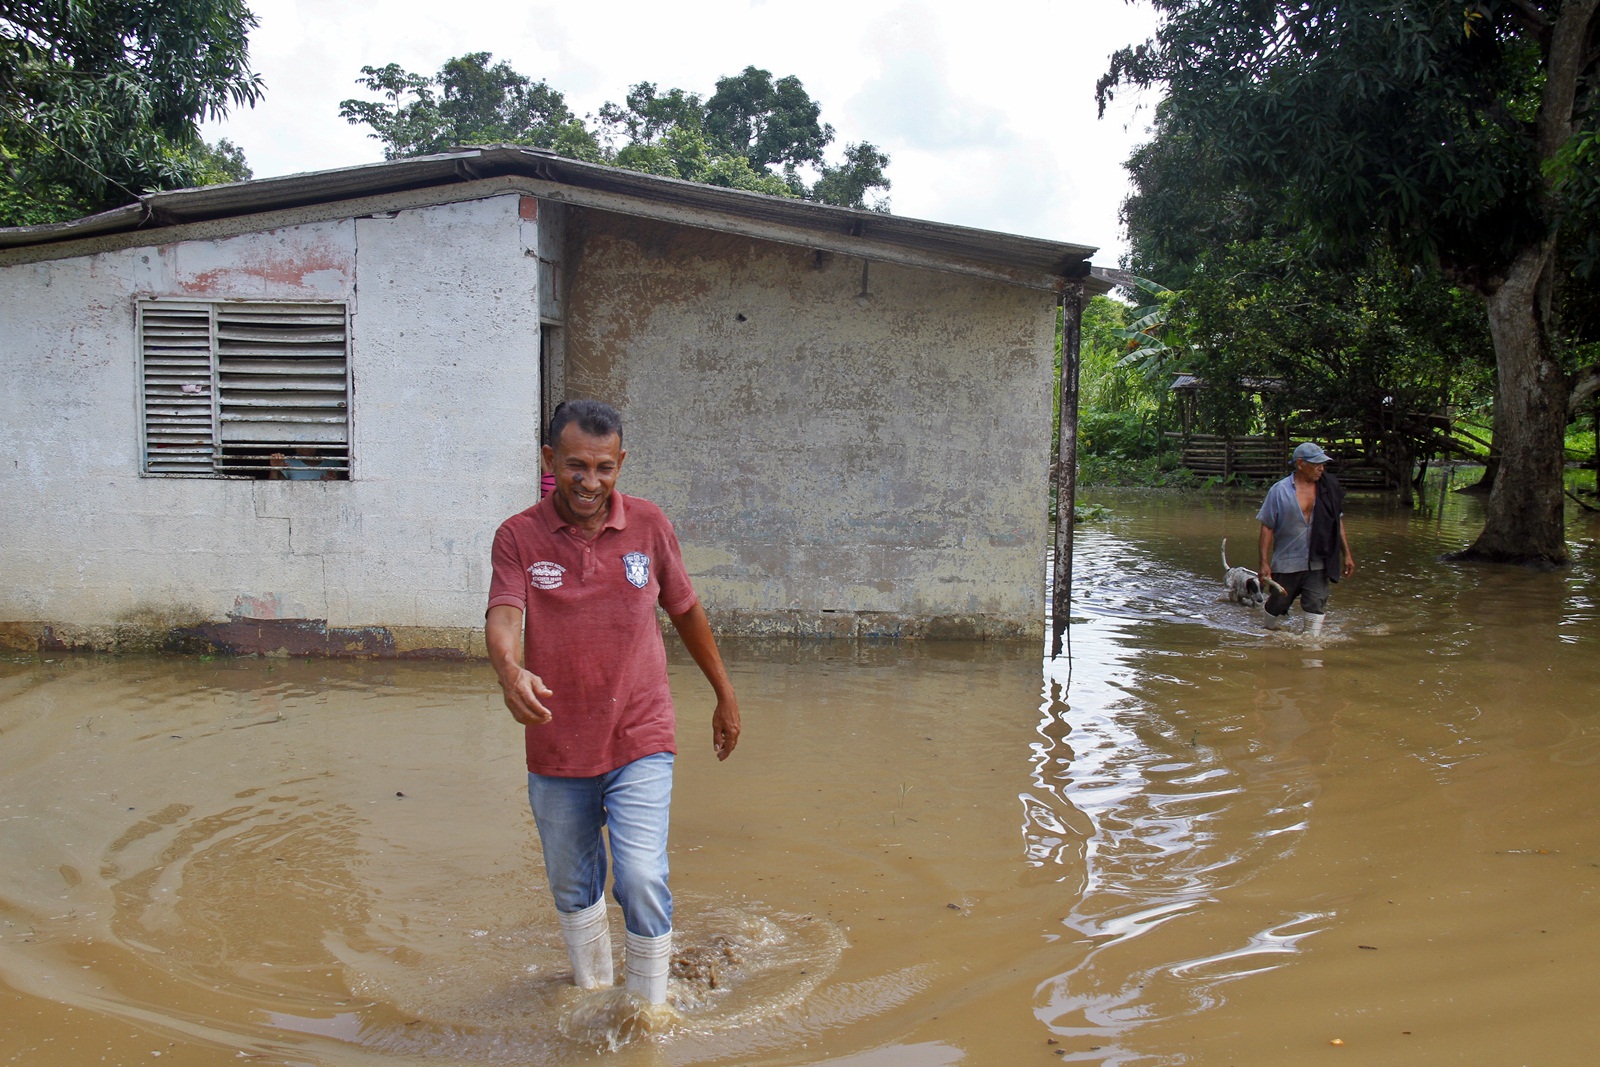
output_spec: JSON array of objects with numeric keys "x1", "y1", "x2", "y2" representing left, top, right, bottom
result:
[{"x1": 1256, "y1": 474, "x2": 1319, "y2": 572}]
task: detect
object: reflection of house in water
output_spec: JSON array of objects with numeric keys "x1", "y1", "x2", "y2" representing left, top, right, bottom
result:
[{"x1": 0, "y1": 147, "x2": 1107, "y2": 655}]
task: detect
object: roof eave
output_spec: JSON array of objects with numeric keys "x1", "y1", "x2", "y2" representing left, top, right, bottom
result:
[{"x1": 0, "y1": 146, "x2": 1102, "y2": 286}]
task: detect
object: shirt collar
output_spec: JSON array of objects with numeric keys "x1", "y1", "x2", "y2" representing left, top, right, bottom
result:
[{"x1": 537, "y1": 489, "x2": 629, "y2": 534}]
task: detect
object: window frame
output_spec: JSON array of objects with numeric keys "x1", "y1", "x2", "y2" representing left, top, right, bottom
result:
[{"x1": 136, "y1": 299, "x2": 353, "y2": 480}]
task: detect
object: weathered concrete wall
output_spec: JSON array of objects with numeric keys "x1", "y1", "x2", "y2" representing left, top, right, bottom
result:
[
  {"x1": 0, "y1": 194, "x2": 542, "y2": 655},
  {"x1": 563, "y1": 210, "x2": 1057, "y2": 640}
]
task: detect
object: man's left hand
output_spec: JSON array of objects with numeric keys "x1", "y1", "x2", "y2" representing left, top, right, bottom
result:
[{"x1": 712, "y1": 697, "x2": 741, "y2": 760}]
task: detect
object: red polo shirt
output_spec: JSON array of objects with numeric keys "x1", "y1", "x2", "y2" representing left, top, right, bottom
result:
[{"x1": 487, "y1": 491, "x2": 698, "y2": 776}]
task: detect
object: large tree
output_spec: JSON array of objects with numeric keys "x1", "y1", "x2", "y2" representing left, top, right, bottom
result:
[
  {"x1": 703, "y1": 65, "x2": 832, "y2": 172},
  {"x1": 1119, "y1": 105, "x2": 1499, "y2": 481},
  {"x1": 1, "y1": 0, "x2": 264, "y2": 225},
  {"x1": 342, "y1": 56, "x2": 891, "y2": 210},
  {"x1": 1100, "y1": 0, "x2": 1600, "y2": 565}
]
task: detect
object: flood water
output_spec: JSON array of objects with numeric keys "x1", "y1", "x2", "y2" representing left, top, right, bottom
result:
[{"x1": 3, "y1": 485, "x2": 1599, "y2": 1066}]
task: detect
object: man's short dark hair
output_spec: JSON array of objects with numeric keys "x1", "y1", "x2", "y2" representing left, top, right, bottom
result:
[{"x1": 548, "y1": 399, "x2": 623, "y2": 448}]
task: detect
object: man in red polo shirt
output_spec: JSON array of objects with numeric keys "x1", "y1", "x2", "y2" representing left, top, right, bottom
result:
[{"x1": 485, "y1": 399, "x2": 740, "y2": 1006}]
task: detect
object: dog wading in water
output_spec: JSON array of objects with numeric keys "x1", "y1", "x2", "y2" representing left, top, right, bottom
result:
[{"x1": 1221, "y1": 538, "x2": 1265, "y2": 607}]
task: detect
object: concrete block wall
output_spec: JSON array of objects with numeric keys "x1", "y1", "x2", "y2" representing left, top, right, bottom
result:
[{"x1": 562, "y1": 209, "x2": 1057, "y2": 640}]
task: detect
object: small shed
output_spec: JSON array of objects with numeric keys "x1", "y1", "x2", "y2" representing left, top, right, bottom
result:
[{"x1": 0, "y1": 147, "x2": 1103, "y2": 655}]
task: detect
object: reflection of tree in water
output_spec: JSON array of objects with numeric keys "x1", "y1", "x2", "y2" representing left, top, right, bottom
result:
[{"x1": 1023, "y1": 629, "x2": 1332, "y2": 1059}]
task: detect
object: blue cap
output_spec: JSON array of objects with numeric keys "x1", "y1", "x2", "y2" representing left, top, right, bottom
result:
[{"x1": 1293, "y1": 442, "x2": 1331, "y2": 464}]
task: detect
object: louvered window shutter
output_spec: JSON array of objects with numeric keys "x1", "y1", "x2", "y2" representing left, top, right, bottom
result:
[
  {"x1": 215, "y1": 304, "x2": 350, "y2": 477},
  {"x1": 138, "y1": 303, "x2": 217, "y2": 475},
  {"x1": 138, "y1": 301, "x2": 351, "y2": 478}
]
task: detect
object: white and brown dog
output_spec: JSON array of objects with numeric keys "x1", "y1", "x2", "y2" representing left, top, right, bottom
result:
[{"x1": 1221, "y1": 538, "x2": 1265, "y2": 607}]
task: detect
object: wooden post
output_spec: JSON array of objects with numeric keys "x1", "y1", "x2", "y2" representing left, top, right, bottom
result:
[{"x1": 1052, "y1": 285, "x2": 1084, "y2": 658}]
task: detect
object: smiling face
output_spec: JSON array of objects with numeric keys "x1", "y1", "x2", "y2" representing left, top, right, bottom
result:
[{"x1": 543, "y1": 423, "x2": 626, "y2": 531}]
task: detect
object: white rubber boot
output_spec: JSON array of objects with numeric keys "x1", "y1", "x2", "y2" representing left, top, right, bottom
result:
[
  {"x1": 624, "y1": 929, "x2": 672, "y2": 1005},
  {"x1": 557, "y1": 897, "x2": 614, "y2": 989},
  {"x1": 1305, "y1": 613, "x2": 1325, "y2": 639},
  {"x1": 1263, "y1": 609, "x2": 1285, "y2": 631}
]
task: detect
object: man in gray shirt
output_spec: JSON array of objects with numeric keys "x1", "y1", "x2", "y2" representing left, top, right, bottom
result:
[{"x1": 1257, "y1": 442, "x2": 1356, "y2": 637}]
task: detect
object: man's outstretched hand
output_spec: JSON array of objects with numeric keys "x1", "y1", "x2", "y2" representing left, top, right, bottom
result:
[
  {"x1": 500, "y1": 666, "x2": 554, "y2": 726},
  {"x1": 712, "y1": 696, "x2": 741, "y2": 760}
]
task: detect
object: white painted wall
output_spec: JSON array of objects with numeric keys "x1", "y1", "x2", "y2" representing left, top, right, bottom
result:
[{"x1": 0, "y1": 194, "x2": 542, "y2": 636}]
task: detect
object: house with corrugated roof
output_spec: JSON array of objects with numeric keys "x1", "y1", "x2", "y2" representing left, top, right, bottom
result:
[{"x1": 0, "y1": 146, "x2": 1102, "y2": 655}]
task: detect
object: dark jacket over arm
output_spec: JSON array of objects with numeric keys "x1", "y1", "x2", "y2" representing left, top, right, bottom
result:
[{"x1": 1310, "y1": 473, "x2": 1346, "y2": 581}]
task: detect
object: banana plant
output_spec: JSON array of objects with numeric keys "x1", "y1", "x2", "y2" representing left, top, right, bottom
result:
[{"x1": 1117, "y1": 276, "x2": 1187, "y2": 383}]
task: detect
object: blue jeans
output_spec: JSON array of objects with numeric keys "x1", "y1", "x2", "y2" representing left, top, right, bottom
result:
[{"x1": 526, "y1": 752, "x2": 674, "y2": 937}]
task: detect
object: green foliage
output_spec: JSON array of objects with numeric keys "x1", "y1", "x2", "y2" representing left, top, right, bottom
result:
[
  {"x1": 340, "y1": 56, "x2": 890, "y2": 208},
  {"x1": 1070, "y1": 292, "x2": 1177, "y2": 478},
  {"x1": 811, "y1": 141, "x2": 892, "y2": 211},
  {"x1": 1101, "y1": 0, "x2": 1599, "y2": 549},
  {"x1": 1078, "y1": 408, "x2": 1156, "y2": 457},
  {"x1": 601, "y1": 65, "x2": 888, "y2": 207},
  {"x1": 704, "y1": 66, "x2": 831, "y2": 171},
  {"x1": 338, "y1": 53, "x2": 601, "y2": 161},
  {"x1": 1077, "y1": 450, "x2": 1195, "y2": 488},
  {"x1": 1080, "y1": 293, "x2": 1168, "y2": 418},
  {"x1": 189, "y1": 136, "x2": 251, "y2": 184},
  {"x1": 1098, "y1": 1, "x2": 1569, "y2": 277},
  {"x1": 1, "y1": 0, "x2": 264, "y2": 225},
  {"x1": 1073, "y1": 503, "x2": 1110, "y2": 523},
  {"x1": 1548, "y1": 126, "x2": 1600, "y2": 349},
  {"x1": 601, "y1": 89, "x2": 795, "y2": 197},
  {"x1": 1115, "y1": 276, "x2": 1190, "y2": 385},
  {"x1": 1152, "y1": 232, "x2": 1495, "y2": 443}
]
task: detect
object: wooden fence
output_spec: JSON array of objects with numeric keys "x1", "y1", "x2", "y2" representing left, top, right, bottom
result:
[{"x1": 1165, "y1": 432, "x2": 1400, "y2": 491}]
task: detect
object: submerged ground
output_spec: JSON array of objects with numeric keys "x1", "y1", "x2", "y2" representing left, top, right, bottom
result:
[{"x1": 2, "y1": 486, "x2": 1598, "y2": 1065}]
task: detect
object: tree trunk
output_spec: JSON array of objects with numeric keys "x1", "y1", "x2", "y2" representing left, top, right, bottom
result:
[
  {"x1": 1452, "y1": 0, "x2": 1595, "y2": 554},
  {"x1": 1451, "y1": 243, "x2": 1569, "y2": 566}
]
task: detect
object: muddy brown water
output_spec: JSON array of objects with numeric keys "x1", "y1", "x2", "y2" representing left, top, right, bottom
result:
[{"x1": 3, "y1": 487, "x2": 1599, "y2": 1066}]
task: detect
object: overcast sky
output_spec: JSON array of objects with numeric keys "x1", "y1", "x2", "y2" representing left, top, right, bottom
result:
[{"x1": 203, "y1": 0, "x2": 1163, "y2": 265}]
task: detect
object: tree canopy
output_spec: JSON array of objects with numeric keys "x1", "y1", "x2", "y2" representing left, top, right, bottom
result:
[
  {"x1": 1, "y1": 0, "x2": 264, "y2": 225},
  {"x1": 1101, "y1": 0, "x2": 1600, "y2": 564},
  {"x1": 1117, "y1": 101, "x2": 1499, "y2": 478},
  {"x1": 340, "y1": 56, "x2": 891, "y2": 210},
  {"x1": 337, "y1": 53, "x2": 601, "y2": 162}
]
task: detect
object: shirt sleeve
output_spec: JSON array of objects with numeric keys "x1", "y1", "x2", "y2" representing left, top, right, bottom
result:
[
  {"x1": 654, "y1": 517, "x2": 699, "y2": 616},
  {"x1": 486, "y1": 521, "x2": 528, "y2": 614},
  {"x1": 1256, "y1": 481, "x2": 1283, "y2": 527}
]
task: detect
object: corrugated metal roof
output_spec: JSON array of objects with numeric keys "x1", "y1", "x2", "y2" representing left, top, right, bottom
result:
[{"x1": 0, "y1": 145, "x2": 1104, "y2": 290}]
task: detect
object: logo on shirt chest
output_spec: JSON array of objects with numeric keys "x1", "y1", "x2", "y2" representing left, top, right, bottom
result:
[
  {"x1": 528, "y1": 561, "x2": 566, "y2": 590},
  {"x1": 622, "y1": 552, "x2": 651, "y2": 589}
]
